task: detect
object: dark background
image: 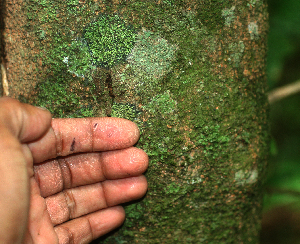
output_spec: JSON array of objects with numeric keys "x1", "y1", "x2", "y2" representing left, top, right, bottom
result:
[{"x1": 260, "y1": 0, "x2": 300, "y2": 243}]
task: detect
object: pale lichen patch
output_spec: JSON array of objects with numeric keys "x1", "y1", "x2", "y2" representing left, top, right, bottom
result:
[
  {"x1": 235, "y1": 169, "x2": 258, "y2": 185},
  {"x1": 119, "y1": 29, "x2": 177, "y2": 88},
  {"x1": 248, "y1": 22, "x2": 259, "y2": 40},
  {"x1": 222, "y1": 6, "x2": 236, "y2": 27}
]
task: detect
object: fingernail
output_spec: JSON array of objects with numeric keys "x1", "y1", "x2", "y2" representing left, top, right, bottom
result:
[{"x1": 36, "y1": 106, "x2": 49, "y2": 111}]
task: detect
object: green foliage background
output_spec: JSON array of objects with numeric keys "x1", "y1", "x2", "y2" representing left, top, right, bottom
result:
[{"x1": 261, "y1": 0, "x2": 300, "y2": 243}]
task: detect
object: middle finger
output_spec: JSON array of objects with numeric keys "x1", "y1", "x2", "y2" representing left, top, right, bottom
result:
[{"x1": 34, "y1": 147, "x2": 148, "y2": 198}]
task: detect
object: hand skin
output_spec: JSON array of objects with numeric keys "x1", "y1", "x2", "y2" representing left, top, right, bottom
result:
[{"x1": 0, "y1": 97, "x2": 148, "y2": 244}]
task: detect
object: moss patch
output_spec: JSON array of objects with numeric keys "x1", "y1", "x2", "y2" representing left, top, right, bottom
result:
[
  {"x1": 84, "y1": 14, "x2": 137, "y2": 69},
  {"x1": 197, "y1": 1, "x2": 231, "y2": 31},
  {"x1": 111, "y1": 102, "x2": 139, "y2": 121}
]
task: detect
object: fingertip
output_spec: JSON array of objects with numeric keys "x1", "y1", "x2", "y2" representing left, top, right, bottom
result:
[
  {"x1": 127, "y1": 147, "x2": 149, "y2": 175},
  {"x1": 130, "y1": 119, "x2": 140, "y2": 140},
  {"x1": 139, "y1": 175, "x2": 148, "y2": 197},
  {"x1": 126, "y1": 175, "x2": 148, "y2": 200},
  {"x1": 138, "y1": 148, "x2": 149, "y2": 171},
  {"x1": 19, "y1": 103, "x2": 52, "y2": 142},
  {"x1": 92, "y1": 117, "x2": 140, "y2": 151},
  {"x1": 90, "y1": 206, "x2": 126, "y2": 237},
  {"x1": 103, "y1": 206, "x2": 126, "y2": 232},
  {"x1": 117, "y1": 117, "x2": 140, "y2": 146},
  {"x1": 101, "y1": 147, "x2": 148, "y2": 180},
  {"x1": 113, "y1": 205, "x2": 126, "y2": 226},
  {"x1": 0, "y1": 97, "x2": 52, "y2": 142},
  {"x1": 34, "y1": 106, "x2": 52, "y2": 125},
  {"x1": 95, "y1": 206, "x2": 126, "y2": 228}
]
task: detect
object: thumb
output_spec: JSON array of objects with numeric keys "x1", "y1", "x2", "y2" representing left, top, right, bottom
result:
[
  {"x1": 0, "y1": 97, "x2": 52, "y2": 243},
  {"x1": 0, "y1": 97, "x2": 52, "y2": 142}
]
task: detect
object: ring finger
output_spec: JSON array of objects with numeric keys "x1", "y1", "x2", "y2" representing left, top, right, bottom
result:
[{"x1": 45, "y1": 175, "x2": 147, "y2": 226}]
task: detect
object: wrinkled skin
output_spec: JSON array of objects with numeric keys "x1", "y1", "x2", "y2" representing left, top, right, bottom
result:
[{"x1": 0, "y1": 97, "x2": 148, "y2": 244}]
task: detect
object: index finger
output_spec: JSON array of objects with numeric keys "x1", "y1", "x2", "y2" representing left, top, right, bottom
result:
[{"x1": 28, "y1": 117, "x2": 140, "y2": 163}]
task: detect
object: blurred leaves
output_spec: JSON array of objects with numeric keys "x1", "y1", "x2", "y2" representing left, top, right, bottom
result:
[
  {"x1": 267, "y1": 0, "x2": 300, "y2": 88},
  {"x1": 262, "y1": 0, "x2": 300, "y2": 242},
  {"x1": 266, "y1": 0, "x2": 300, "y2": 195}
]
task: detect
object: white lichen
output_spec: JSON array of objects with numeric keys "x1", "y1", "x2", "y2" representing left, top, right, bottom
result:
[
  {"x1": 61, "y1": 39, "x2": 96, "y2": 79},
  {"x1": 247, "y1": 0, "x2": 262, "y2": 7},
  {"x1": 235, "y1": 169, "x2": 258, "y2": 185},
  {"x1": 248, "y1": 22, "x2": 259, "y2": 40},
  {"x1": 118, "y1": 29, "x2": 177, "y2": 88},
  {"x1": 186, "y1": 177, "x2": 202, "y2": 185},
  {"x1": 222, "y1": 6, "x2": 236, "y2": 27}
]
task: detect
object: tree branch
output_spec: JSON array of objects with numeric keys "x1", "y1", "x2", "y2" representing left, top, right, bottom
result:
[{"x1": 268, "y1": 80, "x2": 300, "y2": 104}]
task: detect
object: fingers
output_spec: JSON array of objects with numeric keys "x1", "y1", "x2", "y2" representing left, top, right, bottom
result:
[
  {"x1": 28, "y1": 117, "x2": 140, "y2": 163},
  {"x1": 46, "y1": 176, "x2": 147, "y2": 226},
  {"x1": 34, "y1": 147, "x2": 148, "y2": 197},
  {"x1": 54, "y1": 206, "x2": 125, "y2": 244}
]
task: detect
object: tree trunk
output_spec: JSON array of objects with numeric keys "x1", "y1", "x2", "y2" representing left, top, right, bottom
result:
[{"x1": 1, "y1": 0, "x2": 269, "y2": 243}]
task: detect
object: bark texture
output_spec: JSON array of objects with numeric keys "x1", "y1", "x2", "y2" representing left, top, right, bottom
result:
[{"x1": 2, "y1": 0, "x2": 269, "y2": 243}]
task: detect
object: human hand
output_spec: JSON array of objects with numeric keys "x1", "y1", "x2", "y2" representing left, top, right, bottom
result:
[{"x1": 0, "y1": 97, "x2": 148, "y2": 244}]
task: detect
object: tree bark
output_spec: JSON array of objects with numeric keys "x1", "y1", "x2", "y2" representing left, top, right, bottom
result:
[{"x1": 1, "y1": 0, "x2": 269, "y2": 243}]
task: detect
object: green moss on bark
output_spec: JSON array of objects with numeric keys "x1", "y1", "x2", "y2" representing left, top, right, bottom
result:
[
  {"x1": 84, "y1": 14, "x2": 137, "y2": 68},
  {"x1": 21, "y1": 0, "x2": 269, "y2": 243}
]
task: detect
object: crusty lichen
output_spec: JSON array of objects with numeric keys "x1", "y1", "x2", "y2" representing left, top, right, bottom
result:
[
  {"x1": 117, "y1": 29, "x2": 178, "y2": 90},
  {"x1": 222, "y1": 6, "x2": 236, "y2": 27}
]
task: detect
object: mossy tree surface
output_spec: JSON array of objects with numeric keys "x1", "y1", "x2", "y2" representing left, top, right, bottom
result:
[{"x1": 3, "y1": 0, "x2": 269, "y2": 243}]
